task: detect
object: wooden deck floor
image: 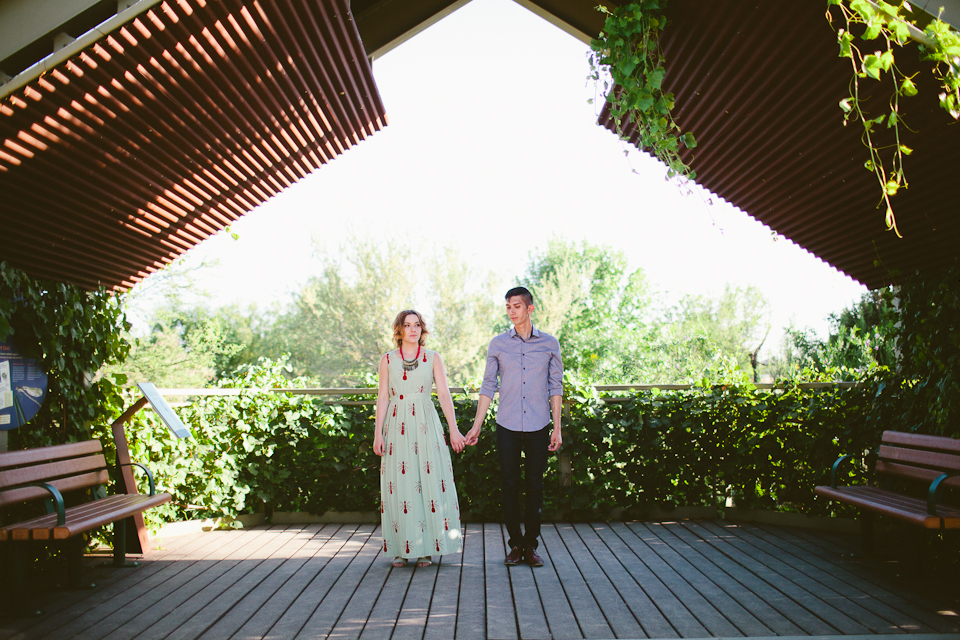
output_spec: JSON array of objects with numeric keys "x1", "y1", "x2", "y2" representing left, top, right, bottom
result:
[{"x1": 2, "y1": 521, "x2": 958, "y2": 640}]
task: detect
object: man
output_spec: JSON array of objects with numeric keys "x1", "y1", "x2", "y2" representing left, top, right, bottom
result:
[{"x1": 464, "y1": 286, "x2": 563, "y2": 567}]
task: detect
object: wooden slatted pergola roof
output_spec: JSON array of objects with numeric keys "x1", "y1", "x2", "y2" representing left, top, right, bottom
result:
[{"x1": 0, "y1": 0, "x2": 386, "y2": 290}]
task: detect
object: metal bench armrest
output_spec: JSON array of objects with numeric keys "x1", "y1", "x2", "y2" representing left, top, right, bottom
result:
[
  {"x1": 928, "y1": 473, "x2": 957, "y2": 516},
  {"x1": 117, "y1": 462, "x2": 157, "y2": 496},
  {"x1": 32, "y1": 483, "x2": 66, "y2": 526},
  {"x1": 830, "y1": 454, "x2": 856, "y2": 488}
]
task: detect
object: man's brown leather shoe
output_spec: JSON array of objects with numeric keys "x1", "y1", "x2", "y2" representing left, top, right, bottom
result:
[
  {"x1": 524, "y1": 546, "x2": 544, "y2": 567},
  {"x1": 505, "y1": 546, "x2": 523, "y2": 566}
]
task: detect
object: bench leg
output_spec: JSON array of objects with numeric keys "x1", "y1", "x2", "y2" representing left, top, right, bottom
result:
[
  {"x1": 112, "y1": 518, "x2": 139, "y2": 568},
  {"x1": 9, "y1": 541, "x2": 41, "y2": 617},
  {"x1": 860, "y1": 511, "x2": 875, "y2": 557}
]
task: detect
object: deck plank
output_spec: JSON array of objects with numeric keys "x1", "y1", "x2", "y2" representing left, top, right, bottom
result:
[
  {"x1": 685, "y1": 520, "x2": 879, "y2": 635},
  {"x1": 726, "y1": 521, "x2": 953, "y2": 633},
  {"x1": 0, "y1": 529, "x2": 225, "y2": 640},
  {"x1": 617, "y1": 522, "x2": 742, "y2": 637},
  {"x1": 632, "y1": 522, "x2": 771, "y2": 636},
  {"x1": 232, "y1": 525, "x2": 352, "y2": 640},
  {"x1": 539, "y1": 524, "x2": 612, "y2": 639},
  {"x1": 756, "y1": 522, "x2": 959, "y2": 632},
  {"x1": 4, "y1": 520, "x2": 958, "y2": 639},
  {"x1": 420, "y1": 532, "x2": 463, "y2": 640},
  {"x1": 650, "y1": 521, "x2": 807, "y2": 636},
  {"x1": 453, "y1": 523, "x2": 485, "y2": 640},
  {"x1": 116, "y1": 525, "x2": 306, "y2": 640},
  {"x1": 267, "y1": 525, "x2": 371, "y2": 640},
  {"x1": 592, "y1": 523, "x2": 694, "y2": 638},
  {"x1": 53, "y1": 527, "x2": 279, "y2": 640},
  {"x1": 698, "y1": 519, "x2": 923, "y2": 634},
  {"x1": 309, "y1": 525, "x2": 384, "y2": 640},
  {"x1": 482, "y1": 522, "x2": 518, "y2": 640},
  {"x1": 555, "y1": 523, "x2": 645, "y2": 639}
]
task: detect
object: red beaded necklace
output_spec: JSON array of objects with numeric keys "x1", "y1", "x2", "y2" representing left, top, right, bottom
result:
[{"x1": 400, "y1": 343, "x2": 420, "y2": 380}]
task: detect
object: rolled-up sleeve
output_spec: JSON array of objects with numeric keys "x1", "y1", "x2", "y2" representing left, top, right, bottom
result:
[
  {"x1": 548, "y1": 338, "x2": 563, "y2": 398},
  {"x1": 479, "y1": 341, "x2": 500, "y2": 399}
]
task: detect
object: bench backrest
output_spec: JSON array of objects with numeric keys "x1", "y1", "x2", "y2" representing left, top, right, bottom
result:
[
  {"x1": 876, "y1": 430, "x2": 960, "y2": 490},
  {"x1": 0, "y1": 440, "x2": 110, "y2": 508}
]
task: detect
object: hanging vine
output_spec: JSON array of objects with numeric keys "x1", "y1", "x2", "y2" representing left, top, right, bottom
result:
[
  {"x1": 588, "y1": 0, "x2": 697, "y2": 180},
  {"x1": 826, "y1": 0, "x2": 960, "y2": 236}
]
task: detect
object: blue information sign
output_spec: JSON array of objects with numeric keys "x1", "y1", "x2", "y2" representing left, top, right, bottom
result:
[{"x1": 0, "y1": 339, "x2": 48, "y2": 431}]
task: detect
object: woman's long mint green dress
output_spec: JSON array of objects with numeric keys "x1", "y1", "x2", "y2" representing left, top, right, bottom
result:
[{"x1": 380, "y1": 348, "x2": 462, "y2": 559}]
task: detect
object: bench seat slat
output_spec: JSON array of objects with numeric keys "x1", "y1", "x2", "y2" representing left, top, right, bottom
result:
[
  {"x1": 815, "y1": 485, "x2": 960, "y2": 529},
  {"x1": 878, "y1": 445, "x2": 960, "y2": 474},
  {"x1": 0, "y1": 470, "x2": 111, "y2": 508},
  {"x1": 0, "y1": 493, "x2": 171, "y2": 541},
  {"x1": 882, "y1": 430, "x2": 960, "y2": 454},
  {"x1": 0, "y1": 441, "x2": 103, "y2": 470}
]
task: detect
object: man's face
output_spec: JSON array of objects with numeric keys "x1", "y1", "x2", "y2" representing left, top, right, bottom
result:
[{"x1": 505, "y1": 296, "x2": 533, "y2": 327}]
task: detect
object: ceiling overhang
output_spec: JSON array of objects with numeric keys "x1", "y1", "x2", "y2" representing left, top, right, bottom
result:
[
  {"x1": 599, "y1": 0, "x2": 959, "y2": 289},
  {"x1": 0, "y1": 0, "x2": 387, "y2": 290}
]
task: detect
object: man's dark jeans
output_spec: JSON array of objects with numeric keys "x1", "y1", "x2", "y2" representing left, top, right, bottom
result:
[{"x1": 496, "y1": 424, "x2": 550, "y2": 550}]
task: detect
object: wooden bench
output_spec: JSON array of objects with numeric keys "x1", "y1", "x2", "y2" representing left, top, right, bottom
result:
[
  {"x1": 0, "y1": 440, "x2": 171, "y2": 613},
  {"x1": 815, "y1": 430, "x2": 960, "y2": 555}
]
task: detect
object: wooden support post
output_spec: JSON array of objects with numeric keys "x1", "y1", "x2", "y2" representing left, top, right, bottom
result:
[{"x1": 111, "y1": 396, "x2": 149, "y2": 554}]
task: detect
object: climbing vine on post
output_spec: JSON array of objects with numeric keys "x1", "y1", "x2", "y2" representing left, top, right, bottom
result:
[
  {"x1": 589, "y1": 0, "x2": 697, "y2": 180},
  {"x1": 826, "y1": 0, "x2": 960, "y2": 236}
]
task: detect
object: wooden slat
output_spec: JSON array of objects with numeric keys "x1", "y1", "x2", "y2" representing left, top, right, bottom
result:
[
  {"x1": 541, "y1": 524, "x2": 613, "y2": 638},
  {"x1": 267, "y1": 524, "x2": 369, "y2": 639},
  {"x1": 0, "y1": 453, "x2": 106, "y2": 489},
  {"x1": 0, "y1": 469, "x2": 110, "y2": 508},
  {"x1": 875, "y1": 460, "x2": 960, "y2": 486},
  {"x1": 482, "y1": 523, "x2": 519, "y2": 640},
  {"x1": 878, "y1": 444, "x2": 960, "y2": 473},
  {"x1": 294, "y1": 525, "x2": 381, "y2": 639},
  {"x1": 0, "y1": 440, "x2": 102, "y2": 470},
  {"x1": 676, "y1": 520, "x2": 873, "y2": 634},
  {"x1": 618, "y1": 522, "x2": 738, "y2": 636},
  {"x1": 815, "y1": 485, "x2": 960, "y2": 528},
  {"x1": 53, "y1": 493, "x2": 172, "y2": 539},
  {"x1": 453, "y1": 522, "x2": 486, "y2": 640},
  {"x1": 695, "y1": 520, "x2": 929, "y2": 633},
  {"x1": 4, "y1": 523, "x2": 960, "y2": 639},
  {"x1": 227, "y1": 525, "x2": 345, "y2": 638},
  {"x1": 647, "y1": 521, "x2": 804, "y2": 636},
  {"x1": 883, "y1": 430, "x2": 960, "y2": 453},
  {"x1": 422, "y1": 527, "x2": 464, "y2": 640},
  {"x1": 747, "y1": 523, "x2": 958, "y2": 633},
  {"x1": 171, "y1": 526, "x2": 321, "y2": 639},
  {"x1": 555, "y1": 523, "x2": 645, "y2": 638},
  {"x1": 54, "y1": 527, "x2": 280, "y2": 640}
]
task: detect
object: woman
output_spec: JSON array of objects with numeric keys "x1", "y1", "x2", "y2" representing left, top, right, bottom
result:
[{"x1": 374, "y1": 309, "x2": 465, "y2": 567}]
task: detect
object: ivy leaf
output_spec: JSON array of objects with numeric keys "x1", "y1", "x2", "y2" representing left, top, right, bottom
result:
[
  {"x1": 682, "y1": 131, "x2": 697, "y2": 149},
  {"x1": 879, "y1": 50, "x2": 894, "y2": 71},
  {"x1": 839, "y1": 98, "x2": 854, "y2": 112},
  {"x1": 900, "y1": 77, "x2": 918, "y2": 96},
  {"x1": 863, "y1": 54, "x2": 883, "y2": 80},
  {"x1": 899, "y1": 144, "x2": 913, "y2": 155}
]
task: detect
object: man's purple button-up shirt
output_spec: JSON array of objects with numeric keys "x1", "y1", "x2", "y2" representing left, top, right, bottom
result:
[{"x1": 479, "y1": 326, "x2": 563, "y2": 432}]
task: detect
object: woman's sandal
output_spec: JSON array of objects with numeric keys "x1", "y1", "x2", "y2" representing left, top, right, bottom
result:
[
  {"x1": 416, "y1": 556, "x2": 432, "y2": 567},
  {"x1": 392, "y1": 557, "x2": 407, "y2": 568}
]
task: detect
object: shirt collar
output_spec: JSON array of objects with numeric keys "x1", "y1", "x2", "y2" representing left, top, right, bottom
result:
[{"x1": 509, "y1": 325, "x2": 541, "y2": 339}]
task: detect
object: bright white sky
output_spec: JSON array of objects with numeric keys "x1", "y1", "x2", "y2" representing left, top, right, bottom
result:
[{"x1": 152, "y1": 0, "x2": 867, "y2": 354}]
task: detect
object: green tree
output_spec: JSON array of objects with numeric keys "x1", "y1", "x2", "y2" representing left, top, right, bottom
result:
[
  {"x1": 519, "y1": 239, "x2": 653, "y2": 383},
  {"x1": 783, "y1": 289, "x2": 898, "y2": 380},
  {"x1": 654, "y1": 285, "x2": 771, "y2": 382}
]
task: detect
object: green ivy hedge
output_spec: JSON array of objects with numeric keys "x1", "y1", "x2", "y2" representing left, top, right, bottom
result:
[{"x1": 98, "y1": 359, "x2": 898, "y2": 529}]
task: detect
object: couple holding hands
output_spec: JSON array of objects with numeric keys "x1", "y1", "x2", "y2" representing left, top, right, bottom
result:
[{"x1": 373, "y1": 287, "x2": 563, "y2": 568}]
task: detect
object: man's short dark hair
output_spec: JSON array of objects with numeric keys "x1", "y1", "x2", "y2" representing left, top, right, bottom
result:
[{"x1": 505, "y1": 286, "x2": 533, "y2": 307}]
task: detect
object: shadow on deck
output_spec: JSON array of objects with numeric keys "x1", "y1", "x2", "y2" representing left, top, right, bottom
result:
[{"x1": 1, "y1": 521, "x2": 958, "y2": 640}]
